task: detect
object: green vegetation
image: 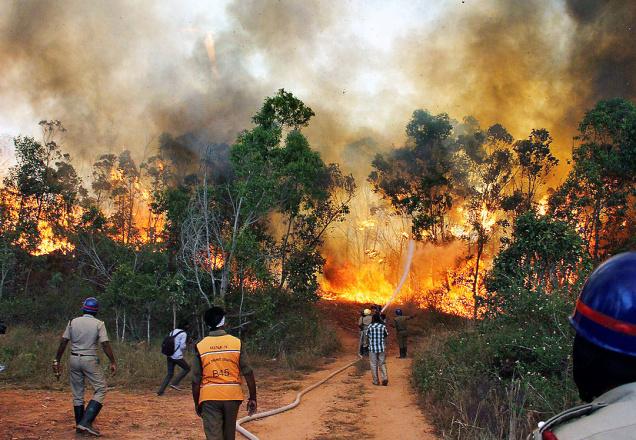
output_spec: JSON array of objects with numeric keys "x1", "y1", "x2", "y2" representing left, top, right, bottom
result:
[
  {"x1": 411, "y1": 99, "x2": 636, "y2": 439},
  {"x1": 0, "y1": 90, "x2": 352, "y2": 366}
]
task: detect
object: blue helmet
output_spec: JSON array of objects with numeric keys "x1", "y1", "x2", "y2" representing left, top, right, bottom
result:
[
  {"x1": 395, "y1": 308, "x2": 403, "y2": 316},
  {"x1": 82, "y1": 297, "x2": 99, "y2": 314},
  {"x1": 570, "y1": 252, "x2": 636, "y2": 356}
]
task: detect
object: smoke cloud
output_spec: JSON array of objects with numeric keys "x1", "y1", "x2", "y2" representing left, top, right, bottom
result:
[{"x1": 1, "y1": 0, "x2": 634, "y2": 171}]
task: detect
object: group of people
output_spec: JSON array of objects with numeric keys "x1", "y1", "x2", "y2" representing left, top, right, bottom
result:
[
  {"x1": 53, "y1": 300, "x2": 256, "y2": 439},
  {"x1": 358, "y1": 305, "x2": 413, "y2": 386},
  {"x1": 49, "y1": 250, "x2": 636, "y2": 439}
]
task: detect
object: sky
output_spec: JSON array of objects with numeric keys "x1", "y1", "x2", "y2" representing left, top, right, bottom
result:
[{"x1": 0, "y1": 0, "x2": 634, "y2": 180}]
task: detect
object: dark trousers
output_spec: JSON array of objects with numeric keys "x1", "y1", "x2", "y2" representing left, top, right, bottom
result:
[
  {"x1": 157, "y1": 357, "x2": 190, "y2": 395},
  {"x1": 201, "y1": 400, "x2": 242, "y2": 440}
]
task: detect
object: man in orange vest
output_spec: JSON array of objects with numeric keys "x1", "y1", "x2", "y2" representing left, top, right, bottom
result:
[{"x1": 192, "y1": 306, "x2": 257, "y2": 440}]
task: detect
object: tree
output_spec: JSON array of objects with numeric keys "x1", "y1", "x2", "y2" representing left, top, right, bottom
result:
[
  {"x1": 484, "y1": 212, "x2": 590, "y2": 317},
  {"x1": 91, "y1": 150, "x2": 142, "y2": 244},
  {"x1": 3, "y1": 121, "x2": 83, "y2": 253},
  {"x1": 453, "y1": 123, "x2": 515, "y2": 318},
  {"x1": 180, "y1": 145, "x2": 276, "y2": 304},
  {"x1": 180, "y1": 90, "x2": 354, "y2": 305},
  {"x1": 0, "y1": 234, "x2": 15, "y2": 299},
  {"x1": 550, "y1": 98, "x2": 636, "y2": 259},
  {"x1": 369, "y1": 110, "x2": 455, "y2": 242},
  {"x1": 511, "y1": 129, "x2": 559, "y2": 212}
]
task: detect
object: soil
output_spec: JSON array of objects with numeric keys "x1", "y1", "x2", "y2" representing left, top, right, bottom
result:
[{"x1": 0, "y1": 302, "x2": 438, "y2": 439}]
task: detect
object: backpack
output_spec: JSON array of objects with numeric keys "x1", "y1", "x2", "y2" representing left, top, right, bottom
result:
[{"x1": 161, "y1": 330, "x2": 185, "y2": 356}]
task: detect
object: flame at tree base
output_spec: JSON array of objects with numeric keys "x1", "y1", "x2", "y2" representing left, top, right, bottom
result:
[{"x1": 319, "y1": 243, "x2": 490, "y2": 318}]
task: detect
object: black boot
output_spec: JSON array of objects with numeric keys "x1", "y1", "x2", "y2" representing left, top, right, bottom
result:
[
  {"x1": 77, "y1": 400, "x2": 102, "y2": 436},
  {"x1": 74, "y1": 405, "x2": 84, "y2": 433},
  {"x1": 403, "y1": 347, "x2": 407, "y2": 358}
]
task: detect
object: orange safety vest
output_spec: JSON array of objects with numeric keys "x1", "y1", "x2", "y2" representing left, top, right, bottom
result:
[{"x1": 196, "y1": 334, "x2": 244, "y2": 402}]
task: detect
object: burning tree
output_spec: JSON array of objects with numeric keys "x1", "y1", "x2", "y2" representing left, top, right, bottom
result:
[
  {"x1": 550, "y1": 98, "x2": 636, "y2": 260},
  {"x1": 369, "y1": 110, "x2": 455, "y2": 243},
  {"x1": 180, "y1": 89, "x2": 354, "y2": 305}
]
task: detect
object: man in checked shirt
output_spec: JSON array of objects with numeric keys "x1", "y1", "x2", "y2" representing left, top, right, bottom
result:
[{"x1": 366, "y1": 313, "x2": 389, "y2": 386}]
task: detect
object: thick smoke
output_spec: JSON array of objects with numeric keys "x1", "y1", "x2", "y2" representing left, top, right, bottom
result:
[
  {"x1": 565, "y1": 0, "x2": 636, "y2": 102},
  {"x1": 1, "y1": 0, "x2": 634, "y2": 169}
]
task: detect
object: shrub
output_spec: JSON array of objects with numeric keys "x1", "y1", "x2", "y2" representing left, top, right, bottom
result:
[{"x1": 413, "y1": 214, "x2": 587, "y2": 439}]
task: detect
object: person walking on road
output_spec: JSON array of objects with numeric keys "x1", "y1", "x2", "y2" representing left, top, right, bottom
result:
[
  {"x1": 366, "y1": 313, "x2": 389, "y2": 386},
  {"x1": 393, "y1": 309, "x2": 414, "y2": 359},
  {"x1": 158, "y1": 320, "x2": 191, "y2": 395},
  {"x1": 192, "y1": 306, "x2": 257, "y2": 440},
  {"x1": 53, "y1": 297, "x2": 117, "y2": 437},
  {"x1": 358, "y1": 308, "x2": 373, "y2": 356}
]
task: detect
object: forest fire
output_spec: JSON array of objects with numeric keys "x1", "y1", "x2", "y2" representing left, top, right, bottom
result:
[
  {"x1": 320, "y1": 249, "x2": 485, "y2": 318},
  {"x1": 0, "y1": 189, "x2": 77, "y2": 256}
]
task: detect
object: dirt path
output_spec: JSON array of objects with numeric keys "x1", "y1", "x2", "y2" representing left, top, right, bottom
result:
[
  {"x1": 1, "y1": 304, "x2": 438, "y2": 439},
  {"x1": 243, "y1": 330, "x2": 437, "y2": 440}
]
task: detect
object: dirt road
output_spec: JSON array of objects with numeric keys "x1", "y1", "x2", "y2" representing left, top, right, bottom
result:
[
  {"x1": 243, "y1": 326, "x2": 436, "y2": 440},
  {"x1": 1, "y1": 306, "x2": 437, "y2": 439}
]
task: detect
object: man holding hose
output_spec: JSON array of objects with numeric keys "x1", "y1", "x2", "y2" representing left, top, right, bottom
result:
[
  {"x1": 192, "y1": 306, "x2": 257, "y2": 440},
  {"x1": 366, "y1": 313, "x2": 389, "y2": 386}
]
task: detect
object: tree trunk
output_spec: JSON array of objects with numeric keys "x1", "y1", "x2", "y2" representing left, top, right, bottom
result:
[
  {"x1": 172, "y1": 303, "x2": 177, "y2": 329},
  {"x1": 23, "y1": 262, "x2": 33, "y2": 295},
  {"x1": 278, "y1": 213, "x2": 296, "y2": 289},
  {"x1": 239, "y1": 271, "x2": 245, "y2": 338},
  {"x1": 146, "y1": 312, "x2": 151, "y2": 345},
  {"x1": 115, "y1": 309, "x2": 120, "y2": 343},
  {"x1": 592, "y1": 197, "x2": 602, "y2": 260},
  {"x1": 122, "y1": 309, "x2": 127, "y2": 342},
  {"x1": 472, "y1": 237, "x2": 484, "y2": 321}
]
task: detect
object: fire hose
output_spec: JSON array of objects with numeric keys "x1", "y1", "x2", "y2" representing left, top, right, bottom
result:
[{"x1": 236, "y1": 240, "x2": 416, "y2": 440}]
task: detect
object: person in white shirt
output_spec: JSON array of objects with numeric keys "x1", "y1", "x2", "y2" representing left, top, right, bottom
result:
[{"x1": 157, "y1": 320, "x2": 191, "y2": 396}]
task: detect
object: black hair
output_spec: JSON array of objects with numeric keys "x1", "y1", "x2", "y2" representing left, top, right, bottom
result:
[
  {"x1": 372, "y1": 313, "x2": 383, "y2": 324},
  {"x1": 573, "y1": 334, "x2": 636, "y2": 402},
  {"x1": 204, "y1": 306, "x2": 225, "y2": 329},
  {"x1": 177, "y1": 319, "x2": 190, "y2": 330}
]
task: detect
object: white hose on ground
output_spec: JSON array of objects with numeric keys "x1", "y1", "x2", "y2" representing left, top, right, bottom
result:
[
  {"x1": 235, "y1": 355, "x2": 362, "y2": 439},
  {"x1": 236, "y1": 238, "x2": 416, "y2": 439}
]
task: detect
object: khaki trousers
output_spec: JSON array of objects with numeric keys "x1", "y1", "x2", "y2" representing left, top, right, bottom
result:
[
  {"x1": 69, "y1": 355, "x2": 107, "y2": 406},
  {"x1": 369, "y1": 351, "x2": 388, "y2": 384},
  {"x1": 201, "y1": 400, "x2": 242, "y2": 440}
]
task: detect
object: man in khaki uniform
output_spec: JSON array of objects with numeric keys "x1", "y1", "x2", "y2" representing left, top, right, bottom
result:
[
  {"x1": 192, "y1": 306, "x2": 257, "y2": 440},
  {"x1": 393, "y1": 309, "x2": 414, "y2": 358},
  {"x1": 358, "y1": 308, "x2": 372, "y2": 356},
  {"x1": 530, "y1": 252, "x2": 636, "y2": 440},
  {"x1": 53, "y1": 297, "x2": 117, "y2": 437}
]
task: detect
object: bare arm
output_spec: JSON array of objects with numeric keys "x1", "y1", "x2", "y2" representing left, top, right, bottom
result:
[
  {"x1": 244, "y1": 371, "x2": 257, "y2": 415},
  {"x1": 101, "y1": 341, "x2": 117, "y2": 374},
  {"x1": 55, "y1": 338, "x2": 69, "y2": 363},
  {"x1": 192, "y1": 349, "x2": 202, "y2": 416},
  {"x1": 191, "y1": 380, "x2": 201, "y2": 416}
]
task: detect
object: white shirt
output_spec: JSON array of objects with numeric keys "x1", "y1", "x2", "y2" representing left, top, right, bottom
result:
[{"x1": 170, "y1": 328, "x2": 187, "y2": 360}]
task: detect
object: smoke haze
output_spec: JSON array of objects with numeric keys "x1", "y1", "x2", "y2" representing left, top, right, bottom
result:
[{"x1": 0, "y1": 0, "x2": 634, "y2": 170}]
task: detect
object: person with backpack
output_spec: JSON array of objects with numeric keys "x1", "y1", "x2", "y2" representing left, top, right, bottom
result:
[{"x1": 157, "y1": 320, "x2": 191, "y2": 396}]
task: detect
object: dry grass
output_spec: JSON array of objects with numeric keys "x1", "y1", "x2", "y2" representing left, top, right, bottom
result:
[{"x1": 0, "y1": 322, "x2": 341, "y2": 391}]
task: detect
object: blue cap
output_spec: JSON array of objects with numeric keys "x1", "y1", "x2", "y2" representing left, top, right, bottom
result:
[
  {"x1": 82, "y1": 297, "x2": 99, "y2": 314},
  {"x1": 570, "y1": 252, "x2": 636, "y2": 356},
  {"x1": 395, "y1": 308, "x2": 403, "y2": 316}
]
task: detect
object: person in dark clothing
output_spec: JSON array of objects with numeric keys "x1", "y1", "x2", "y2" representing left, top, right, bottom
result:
[{"x1": 157, "y1": 320, "x2": 191, "y2": 396}]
